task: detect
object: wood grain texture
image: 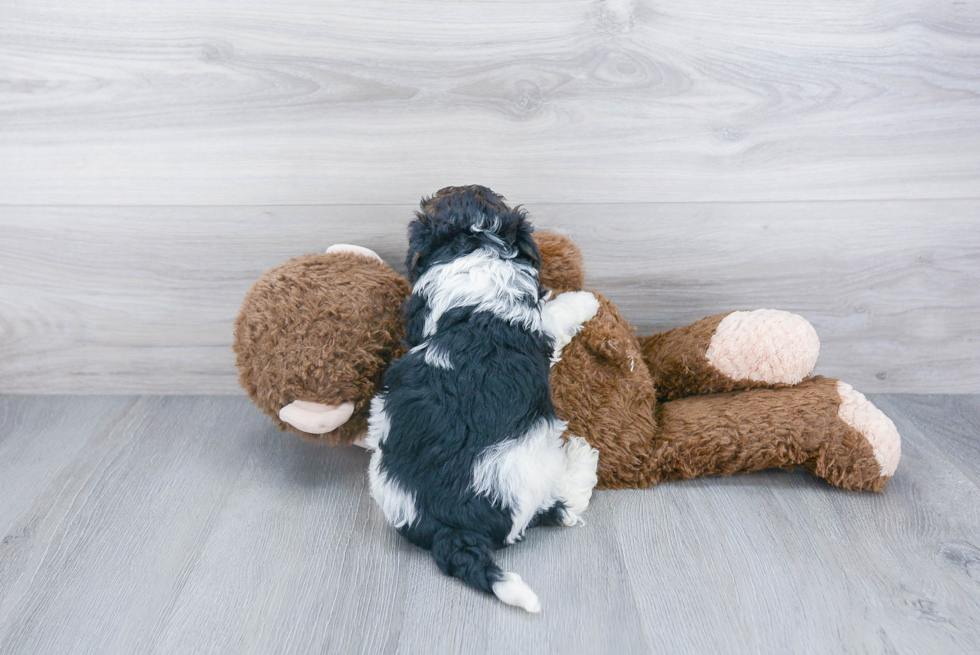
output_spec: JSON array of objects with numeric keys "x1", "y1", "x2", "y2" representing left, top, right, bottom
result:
[
  {"x1": 1, "y1": 200, "x2": 977, "y2": 394},
  {"x1": 0, "y1": 394, "x2": 978, "y2": 654},
  {"x1": 2, "y1": 0, "x2": 979, "y2": 204},
  {"x1": 874, "y1": 395, "x2": 980, "y2": 485}
]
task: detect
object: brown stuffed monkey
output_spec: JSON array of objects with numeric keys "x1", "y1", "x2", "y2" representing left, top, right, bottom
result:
[{"x1": 234, "y1": 210, "x2": 900, "y2": 493}]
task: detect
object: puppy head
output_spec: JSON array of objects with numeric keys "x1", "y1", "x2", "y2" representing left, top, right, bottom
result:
[{"x1": 406, "y1": 185, "x2": 540, "y2": 282}]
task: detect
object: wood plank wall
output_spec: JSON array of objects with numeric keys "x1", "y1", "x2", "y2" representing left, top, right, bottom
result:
[{"x1": 1, "y1": 0, "x2": 979, "y2": 393}]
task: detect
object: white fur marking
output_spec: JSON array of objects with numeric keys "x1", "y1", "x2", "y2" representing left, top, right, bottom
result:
[
  {"x1": 424, "y1": 344, "x2": 454, "y2": 370},
  {"x1": 412, "y1": 249, "x2": 542, "y2": 338},
  {"x1": 470, "y1": 418, "x2": 599, "y2": 544},
  {"x1": 367, "y1": 450, "x2": 418, "y2": 529},
  {"x1": 836, "y1": 381, "x2": 902, "y2": 477},
  {"x1": 541, "y1": 291, "x2": 601, "y2": 365},
  {"x1": 472, "y1": 418, "x2": 568, "y2": 543},
  {"x1": 469, "y1": 214, "x2": 506, "y2": 249},
  {"x1": 366, "y1": 393, "x2": 418, "y2": 527},
  {"x1": 557, "y1": 436, "x2": 600, "y2": 523},
  {"x1": 409, "y1": 342, "x2": 455, "y2": 370},
  {"x1": 365, "y1": 395, "x2": 391, "y2": 448},
  {"x1": 492, "y1": 572, "x2": 541, "y2": 613},
  {"x1": 705, "y1": 309, "x2": 820, "y2": 385}
]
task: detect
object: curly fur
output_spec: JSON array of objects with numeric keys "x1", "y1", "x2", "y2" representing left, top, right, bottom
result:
[
  {"x1": 367, "y1": 186, "x2": 597, "y2": 612},
  {"x1": 534, "y1": 231, "x2": 586, "y2": 293},
  {"x1": 551, "y1": 297, "x2": 893, "y2": 492},
  {"x1": 233, "y1": 198, "x2": 900, "y2": 493},
  {"x1": 233, "y1": 252, "x2": 410, "y2": 445}
]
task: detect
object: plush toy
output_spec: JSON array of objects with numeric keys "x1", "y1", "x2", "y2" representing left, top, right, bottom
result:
[
  {"x1": 234, "y1": 207, "x2": 901, "y2": 492},
  {"x1": 234, "y1": 247, "x2": 410, "y2": 446}
]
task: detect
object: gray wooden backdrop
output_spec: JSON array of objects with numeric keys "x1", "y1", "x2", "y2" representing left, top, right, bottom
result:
[{"x1": 2, "y1": 0, "x2": 979, "y2": 394}]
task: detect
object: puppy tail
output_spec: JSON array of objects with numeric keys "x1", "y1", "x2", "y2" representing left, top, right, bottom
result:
[{"x1": 431, "y1": 527, "x2": 541, "y2": 613}]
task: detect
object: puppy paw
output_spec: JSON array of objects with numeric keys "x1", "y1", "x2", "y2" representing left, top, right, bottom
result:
[
  {"x1": 837, "y1": 381, "x2": 901, "y2": 478},
  {"x1": 705, "y1": 309, "x2": 820, "y2": 385},
  {"x1": 558, "y1": 435, "x2": 599, "y2": 521},
  {"x1": 542, "y1": 291, "x2": 601, "y2": 365},
  {"x1": 325, "y1": 244, "x2": 383, "y2": 263}
]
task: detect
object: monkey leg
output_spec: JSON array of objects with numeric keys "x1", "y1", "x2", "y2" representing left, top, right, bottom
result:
[
  {"x1": 647, "y1": 377, "x2": 901, "y2": 492},
  {"x1": 549, "y1": 293, "x2": 900, "y2": 492},
  {"x1": 637, "y1": 310, "x2": 821, "y2": 402}
]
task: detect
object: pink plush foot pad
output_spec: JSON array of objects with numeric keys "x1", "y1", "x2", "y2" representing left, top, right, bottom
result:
[
  {"x1": 836, "y1": 381, "x2": 901, "y2": 477},
  {"x1": 706, "y1": 309, "x2": 820, "y2": 385}
]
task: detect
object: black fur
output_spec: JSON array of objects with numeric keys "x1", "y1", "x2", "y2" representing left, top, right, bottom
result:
[
  {"x1": 373, "y1": 185, "x2": 563, "y2": 597},
  {"x1": 406, "y1": 184, "x2": 541, "y2": 283}
]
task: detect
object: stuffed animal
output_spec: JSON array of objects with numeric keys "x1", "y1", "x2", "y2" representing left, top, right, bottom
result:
[
  {"x1": 234, "y1": 246, "x2": 410, "y2": 446},
  {"x1": 234, "y1": 198, "x2": 901, "y2": 493}
]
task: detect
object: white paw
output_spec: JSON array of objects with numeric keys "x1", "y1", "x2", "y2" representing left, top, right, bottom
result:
[
  {"x1": 492, "y1": 572, "x2": 541, "y2": 613},
  {"x1": 558, "y1": 435, "x2": 599, "y2": 521},
  {"x1": 325, "y1": 244, "x2": 383, "y2": 262},
  {"x1": 705, "y1": 309, "x2": 820, "y2": 385},
  {"x1": 279, "y1": 400, "x2": 355, "y2": 434},
  {"x1": 836, "y1": 381, "x2": 901, "y2": 477},
  {"x1": 542, "y1": 291, "x2": 600, "y2": 365}
]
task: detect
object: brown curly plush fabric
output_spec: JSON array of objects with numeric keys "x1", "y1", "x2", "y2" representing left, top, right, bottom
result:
[
  {"x1": 233, "y1": 252, "x2": 410, "y2": 445},
  {"x1": 534, "y1": 232, "x2": 585, "y2": 293},
  {"x1": 533, "y1": 234, "x2": 890, "y2": 491},
  {"x1": 638, "y1": 314, "x2": 792, "y2": 402},
  {"x1": 550, "y1": 294, "x2": 658, "y2": 489},
  {"x1": 549, "y1": 293, "x2": 888, "y2": 492},
  {"x1": 651, "y1": 378, "x2": 886, "y2": 492},
  {"x1": 232, "y1": 228, "x2": 892, "y2": 492},
  {"x1": 234, "y1": 231, "x2": 583, "y2": 442}
]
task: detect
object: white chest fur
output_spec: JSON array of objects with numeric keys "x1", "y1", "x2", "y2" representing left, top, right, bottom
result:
[{"x1": 412, "y1": 248, "x2": 542, "y2": 337}]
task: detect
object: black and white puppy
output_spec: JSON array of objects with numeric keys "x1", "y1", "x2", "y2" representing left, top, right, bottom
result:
[{"x1": 365, "y1": 186, "x2": 600, "y2": 613}]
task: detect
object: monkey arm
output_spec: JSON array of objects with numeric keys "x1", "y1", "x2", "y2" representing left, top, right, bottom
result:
[{"x1": 638, "y1": 310, "x2": 820, "y2": 402}]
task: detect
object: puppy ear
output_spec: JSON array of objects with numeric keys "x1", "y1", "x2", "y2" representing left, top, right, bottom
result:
[
  {"x1": 514, "y1": 221, "x2": 542, "y2": 269},
  {"x1": 406, "y1": 216, "x2": 433, "y2": 282}
]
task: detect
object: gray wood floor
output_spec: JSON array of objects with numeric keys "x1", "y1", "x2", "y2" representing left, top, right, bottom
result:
[{"x1": 1, "y1": 394, "x2": 978, "y2": 654}]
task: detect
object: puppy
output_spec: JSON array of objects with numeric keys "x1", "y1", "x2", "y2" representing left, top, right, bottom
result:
[{"x1": 365, "y1": 186, "x2": 600, "y2": 613}]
